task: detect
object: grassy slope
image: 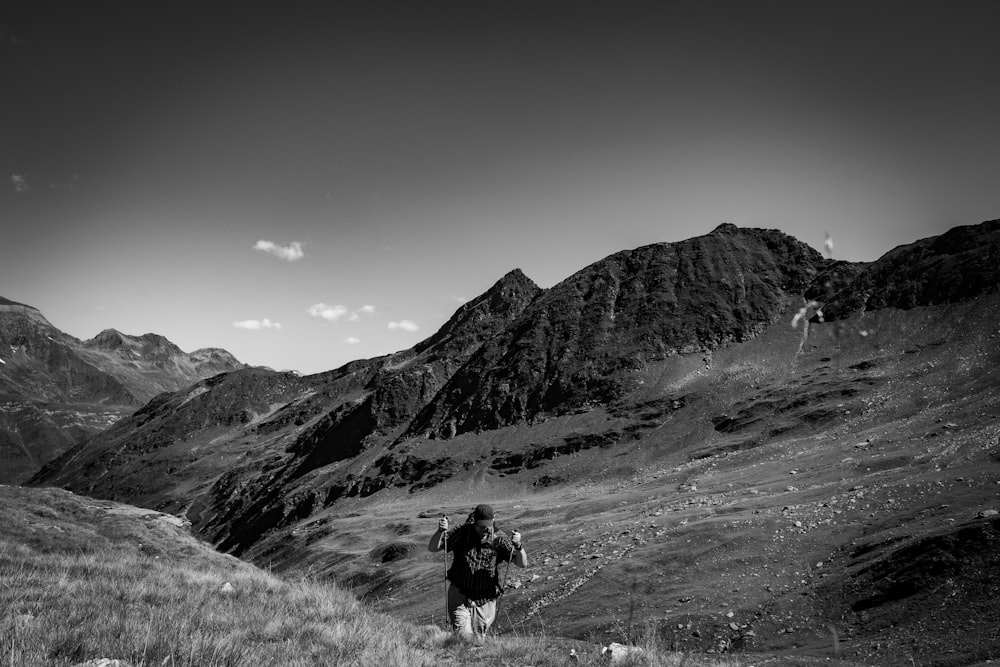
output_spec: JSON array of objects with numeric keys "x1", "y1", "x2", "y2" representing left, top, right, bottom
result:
[
  {"x1": 1, "y1": 484, "x2": 762, "y2": 666},
  {"x1": 0, "y1": 485, "x2": 449, "y2": 666}
]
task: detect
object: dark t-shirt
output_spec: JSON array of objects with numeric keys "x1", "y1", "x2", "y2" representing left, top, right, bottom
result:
[{"x1": 445, "y1": 523, "x2": 516, "y2": 601}]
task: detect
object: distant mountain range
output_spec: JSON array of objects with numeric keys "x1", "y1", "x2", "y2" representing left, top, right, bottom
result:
[
  {"x1": 0, "y1": 298, "x2": 244, "y2": 482},
  {"x1": 22, "y1": 220, "x2": 1000, "y2": 663}
]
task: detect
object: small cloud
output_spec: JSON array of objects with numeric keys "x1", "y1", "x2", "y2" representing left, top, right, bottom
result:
[
  {"x1": 348, "y1": 304, "x2": 376, "y2": 321},
  {"x1": 254, "y1": 240, "x2": 304, "y2": 262},
  {"x1": 10, "y1": 174, "x2": 29, "y2": 192},
  {"x1": 233, "y1": 318, "x2": 282, "y2": 330},
  {"x1": 344, "y1": 337, "x2": 361, "y2": 344},
  {"x1": 308, "y1": 303, "x2": 347, "y2": 322},
  {"x1": 451, "y1": 296, "x2": 468, "y2": 304},
  {"x1": 388, "y1": 320, "x2": 419, "y2": 332}
]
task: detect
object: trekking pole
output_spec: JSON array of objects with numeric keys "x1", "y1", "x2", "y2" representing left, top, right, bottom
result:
[
  {"x1": 500, "y1": 545, "x2": 514, "y2": 592},
  {"x1": 442, "y1": 516, "x2": 449, "y2": 628},
  {"x1": 494, "y1": 527, "x2": 517, "y2": 632}
]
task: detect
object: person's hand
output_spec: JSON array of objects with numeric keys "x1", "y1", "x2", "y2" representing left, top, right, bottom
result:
[
  {"x1": 438, "y1": 516, "x2": 449, "y2": 532},
  {"x1": 511, "y1": 530, "x2": 522, "y2": 549}
]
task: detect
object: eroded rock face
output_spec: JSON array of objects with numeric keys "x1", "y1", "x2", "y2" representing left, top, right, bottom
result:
[{"x1": 405, "y1": 225, "x2": 827, "y2": 439}]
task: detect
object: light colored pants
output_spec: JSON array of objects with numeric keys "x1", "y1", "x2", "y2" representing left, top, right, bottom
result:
[{"x1": 447, "y1": 584, "x2": 497, "y2": 640}]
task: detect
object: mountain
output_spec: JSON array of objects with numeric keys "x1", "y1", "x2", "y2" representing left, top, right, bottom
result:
[
  {"x1": 28, "y1": 220, "x2": 1000, "y2": 665},
  {"x1": 31, "y1": 269, "x2": 542, "y2": 529},
  {"x1": 403, "y1": 224, "x2": 830, "y2": 440},
  {"x1": 0, "y1": 299, "x2": 244, "y2": 483}
]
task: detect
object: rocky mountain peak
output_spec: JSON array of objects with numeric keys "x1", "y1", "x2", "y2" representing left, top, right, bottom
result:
[
  {"x1": 87, "y1": 328, "x2": 128, "y2": 350},
  {"x1": 404, "y1": 226, "x2": 826, "y2": 439},
  {"x1": 84, "y1": 329, "x2": 184, "y2": 361},
  {"x1": 709, "y1": 221, "x2": 741, "y2": 235},
  {"x1": 412, "y1": 268, "x2": 541, "y2": 359}
]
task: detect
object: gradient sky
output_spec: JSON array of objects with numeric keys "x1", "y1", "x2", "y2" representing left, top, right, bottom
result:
[{"x1": 2, "y1": 1, "x2": 999, "y2": 375}]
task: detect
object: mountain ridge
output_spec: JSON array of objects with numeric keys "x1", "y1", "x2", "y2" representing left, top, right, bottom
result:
[
  {"x1": 818, "y1": 219, "x2": 1000, "y2": 320},
  {"x1": 403, "y1": 225, "x2": 829, "y2": 440},
  {"x1": 0, "y1": 302, "x2": 245, "y2": 483}
]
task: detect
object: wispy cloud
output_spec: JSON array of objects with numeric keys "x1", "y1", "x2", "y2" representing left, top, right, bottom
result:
[
  {"x1": 388, "y1": 320, "x2": 419, "y2": 332},
  {"x1": 344, "y1": 337, "x2": 361, "y2": 344},
  {"x1": 10, "y1": 174, "x2": 30, "y2": 192},
  {"x1": 347, "y1": 304, "x2": 376, "y2": 322},
  {"x1": 253, "y1": 240, "x2": 304, "y2": 262},
  {"x1": 233, "y1": 318, "x2": 282, "y2": 330},
  {"x1": 308, "y1": 303, "x2": 348, "y2": 322}
]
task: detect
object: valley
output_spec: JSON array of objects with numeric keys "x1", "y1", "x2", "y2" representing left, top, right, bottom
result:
[{"x1": 18, "y1": 221, "x2": 1000, "y2": 665}]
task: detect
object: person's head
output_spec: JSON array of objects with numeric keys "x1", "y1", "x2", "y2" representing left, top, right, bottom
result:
[{"x1": 471, "y1": 503, "x2": 494, "y2": 537}]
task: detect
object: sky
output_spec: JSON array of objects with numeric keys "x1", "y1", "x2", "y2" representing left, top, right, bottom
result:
[{"x1": 2, "y1": 1, "x2": 999, "y2": 375}]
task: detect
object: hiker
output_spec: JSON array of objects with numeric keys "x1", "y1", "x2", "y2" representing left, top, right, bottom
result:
[{"x1": 428, "y1": 503, "x2": 528, "y2": 640}]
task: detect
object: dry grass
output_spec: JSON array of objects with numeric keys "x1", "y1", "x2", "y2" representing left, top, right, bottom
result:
[{"x1": 1, "y1": 485, "x2": 751, "y2": 666}]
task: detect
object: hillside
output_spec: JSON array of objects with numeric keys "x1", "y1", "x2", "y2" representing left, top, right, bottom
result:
[
  {"x1": 28, "y1": 220, "x2": 1000, "y2": 665},
  {"x1": 0, "y1": 302, "x2": 244, "y2": 483},
  {"x1": 0, "y1": 484, "x2": 451, "y2": 666}
]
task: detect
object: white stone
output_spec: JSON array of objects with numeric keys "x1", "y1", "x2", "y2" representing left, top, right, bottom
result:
[{"x1": 601, "y1": 642, "x2": 644, "y2": 664}]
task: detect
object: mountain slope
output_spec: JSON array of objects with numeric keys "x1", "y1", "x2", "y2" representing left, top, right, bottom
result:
[
  {"x1": 0, "y1": 300, "x2": 244, "y2": 483},
  {"x1": 403, "y1": 224, "x2": 828, "y2": 440}
]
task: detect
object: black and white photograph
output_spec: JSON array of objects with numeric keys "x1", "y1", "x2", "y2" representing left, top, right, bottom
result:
[{"x1": 2, "y1": 2, "x2": 999, "y2": 665}]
